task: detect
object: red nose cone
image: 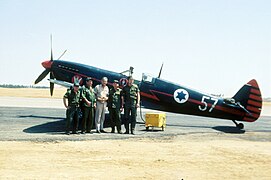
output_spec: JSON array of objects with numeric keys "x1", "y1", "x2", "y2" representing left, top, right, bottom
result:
[{"x1": 42, "y1": 60, "x2": 53, "y2": 69}]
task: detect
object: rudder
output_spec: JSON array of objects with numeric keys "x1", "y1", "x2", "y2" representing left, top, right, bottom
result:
[{"x1": 233, "y1": 79, "x2": 262, "y2": 122}]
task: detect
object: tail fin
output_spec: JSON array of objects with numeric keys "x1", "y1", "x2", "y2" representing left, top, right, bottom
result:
[{"x1": 233, "y1": 79, "x2": 262, "y2": 122}]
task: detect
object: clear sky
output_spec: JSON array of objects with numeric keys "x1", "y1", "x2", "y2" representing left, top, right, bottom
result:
[{"x1": 0, "y1": 0, "x2": 270, "y2": 97}]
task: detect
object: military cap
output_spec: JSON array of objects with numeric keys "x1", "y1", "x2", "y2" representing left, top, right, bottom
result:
[
  {"x1": 86, "y1": 77, "x2": 92, "y2": 81},
  {"x1": 74, "y1": 82, "x2": 80, "y2": 87},
  {"x1": 127, "y1": 76, "x2": 134, "y2": 80},
  {"x1": 113, "y1": 80, "x2": 119, "y2": 84}
]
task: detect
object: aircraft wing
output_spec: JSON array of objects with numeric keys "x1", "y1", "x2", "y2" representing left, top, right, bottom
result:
[{"x1": 48, "y1": 79, "x2": 73, "y2": 88}]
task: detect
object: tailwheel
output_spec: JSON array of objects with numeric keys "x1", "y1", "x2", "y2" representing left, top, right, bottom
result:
[
  {"x1": 237, "y1": 123, "x2": 244, "y2": 129},
  {"x1": 232, "y1": 120, "x2": 244, "y2": 129}
]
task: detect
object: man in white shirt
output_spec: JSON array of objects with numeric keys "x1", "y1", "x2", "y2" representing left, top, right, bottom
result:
[{"x1": 94, "y1": 77, "x2": 109, "y2": 133}]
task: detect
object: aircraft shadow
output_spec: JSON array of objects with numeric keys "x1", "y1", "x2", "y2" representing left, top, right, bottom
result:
[
  {"x1": 20, "y1": 115, "x2": 246, "y2": 134},
  {"x1": 18, "y1": 115, "x2": 65, "y2": 134},
  {"x1": 212, "y1": 126, "x2": 246, "y2": 134},
  {"x1": 23, "y1": 120, "x2": 66, "y2": 134},
  {"x1": 21, "y1": 114, "x2": 113, "y2": 134}
]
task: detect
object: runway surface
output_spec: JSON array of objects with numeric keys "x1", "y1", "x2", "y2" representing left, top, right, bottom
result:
[{"x1": 0, "y1": 106, "x2": 270, "y2": 142}]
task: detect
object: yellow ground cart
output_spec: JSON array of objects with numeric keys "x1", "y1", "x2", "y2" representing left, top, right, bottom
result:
[{"x1": 145, "y1": 113, "x2": 166, "y2": 131}]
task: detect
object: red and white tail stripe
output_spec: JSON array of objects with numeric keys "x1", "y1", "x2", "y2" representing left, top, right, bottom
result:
[{"x1": 243, "y1": 79, "x2": 262, "y2": 122}]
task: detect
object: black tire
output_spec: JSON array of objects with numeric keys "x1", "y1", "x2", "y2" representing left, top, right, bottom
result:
[
  {"x1": 146, "y1": 127, "x2": 149, "y2": 131},
  {"x1": 237, "y1": 123, "x2": 244, "y2": 129},
  {"x1": 162, "y1": 126, "x2": 164, "y2": 131}
]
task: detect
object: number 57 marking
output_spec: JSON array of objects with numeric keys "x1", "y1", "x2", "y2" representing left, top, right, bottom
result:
[{"x1": 199, "y1": 96, "x2": 218, "y2": 112}]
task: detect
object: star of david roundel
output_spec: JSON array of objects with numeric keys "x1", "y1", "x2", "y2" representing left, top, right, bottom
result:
[{"x1": 174, "y1": 89, "x2": 189, "y2": 104}]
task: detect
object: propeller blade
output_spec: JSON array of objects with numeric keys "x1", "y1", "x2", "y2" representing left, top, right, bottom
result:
[
  {"x1": 50, "y1": 72, "x2": 55, "y2": 96},
  {"x1": 50, "y1": 34, "x2": 53, "y2": 61},
  {"x1": 34, "y1": 69, "x2": 50, "y2": 84},
  {"x1": 50, "y1": 82, "x2": 54, "y2": 96},
  {"x1": 158, "y1": 63, "x2": 164, "y2": 78}
]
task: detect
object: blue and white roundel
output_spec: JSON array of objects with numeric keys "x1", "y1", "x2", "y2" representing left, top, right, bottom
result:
[
  {"x1": 174, "y1": 89, "x2": 189, "y2": 104},
  {"x1": 119, "y1": 78, "x2": 128, "y2": 86}
]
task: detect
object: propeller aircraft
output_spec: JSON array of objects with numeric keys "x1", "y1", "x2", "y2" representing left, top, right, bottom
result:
[{"x1": 35, "y1": 37, "x2": 263, "y2": 130}]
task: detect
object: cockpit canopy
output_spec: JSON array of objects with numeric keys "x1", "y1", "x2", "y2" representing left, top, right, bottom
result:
[{"x1": 142, "y1": 73, "x2": 156, "y2": 84}]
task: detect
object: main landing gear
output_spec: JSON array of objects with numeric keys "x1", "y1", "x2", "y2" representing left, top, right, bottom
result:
[{"x1": 232, "y1": 120, "x2": 244, "y2": 129}]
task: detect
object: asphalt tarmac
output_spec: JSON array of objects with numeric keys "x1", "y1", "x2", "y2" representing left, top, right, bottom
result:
[{"x1": 0, "y1": 106, "x2": 270, "y2": 142}]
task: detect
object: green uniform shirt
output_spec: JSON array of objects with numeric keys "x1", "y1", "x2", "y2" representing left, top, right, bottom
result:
[
  {"x1": 64, "y1": 89, "x2": 80, "y2": 106},
  {"x1": 108, "y1": 87, "x2": 122, "y2": 109},
  {"x1": 81, "y1": 85, "x2": 96, "y2": 108},
  {"x1": 122, "y1": 84, "x2": 140, "y2": 107}
]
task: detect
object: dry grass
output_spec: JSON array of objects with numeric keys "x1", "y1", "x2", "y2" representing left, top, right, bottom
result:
[
  {"x1": 264, "y1": 102, "x2": 271, "y2": 106},
  {"x1": 0, "y1": 87, "x2": 66, "y2": 99},
  {"x1": 0, "y1": 139, "x2": 270, "y2": 179}
]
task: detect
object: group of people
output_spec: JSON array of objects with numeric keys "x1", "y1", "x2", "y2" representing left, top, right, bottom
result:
[{"x1": 63, "y1": 76, "x2": 140, "y2": 135}]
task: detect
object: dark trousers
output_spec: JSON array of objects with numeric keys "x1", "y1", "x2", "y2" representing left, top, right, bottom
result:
[
  {"x1": 109, "y1": 108, "x2": 121, "y2": 132},
  {"x1": 82, "y1": 106, "x2": 94, "y2": 132},
  {"x1": 66, "y1": 107, "x2": 79, "y2": 133},
  {"x1": 124, "y1": 106, "x2": 137, "y2": 132}
]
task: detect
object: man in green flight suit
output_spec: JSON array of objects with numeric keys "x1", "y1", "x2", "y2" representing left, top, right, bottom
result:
[
  {"x1": 81, "y1": 77, "x2": 96, "y2": 134},
  {"x1": 108, "y1": 80, "x2": 123, "y2": 134},
  {"x1": 63, "y1": 82, "x2": 81, "y2": 135},
  {"x1": 121, "y1": 76, "x2": 140, "y2": 135}
]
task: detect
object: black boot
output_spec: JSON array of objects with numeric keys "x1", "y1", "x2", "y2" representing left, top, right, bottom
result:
[
  {"x1": 111, "y1": 127, "x2": 115, "y2": 133},
  {"x1": 131, "y1": 123, "x2": 135, "y2": 135},
  {"x1": 117, "y1": 126, "x2": 122, "y2": 134},
  {"x1": 125, "y1": 123, "x2": 129, "y2": 134}
]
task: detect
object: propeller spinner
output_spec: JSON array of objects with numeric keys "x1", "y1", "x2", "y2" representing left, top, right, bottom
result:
[{"x1": 34, "y1": 35, "x2": 55, "y2": 96}]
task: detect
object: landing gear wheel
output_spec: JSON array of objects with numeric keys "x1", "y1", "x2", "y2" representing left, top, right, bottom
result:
[
  {"x1": 161, "y1": 126, "x2": 164, "y2": 131},
  {"x1": 232, "y1": 120, "x2": 244, "y2": 130},
  {"x1": 146, "y1": 127, "x2": 149, "y2": 131},
  {"x1": 237, "y1": 123, "x2": 244, "y2": 130}
]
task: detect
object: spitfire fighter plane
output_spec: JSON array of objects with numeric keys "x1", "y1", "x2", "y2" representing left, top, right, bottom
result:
[{"x1": 35, "y1": 38, "x2": 262, "y2": 129}]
